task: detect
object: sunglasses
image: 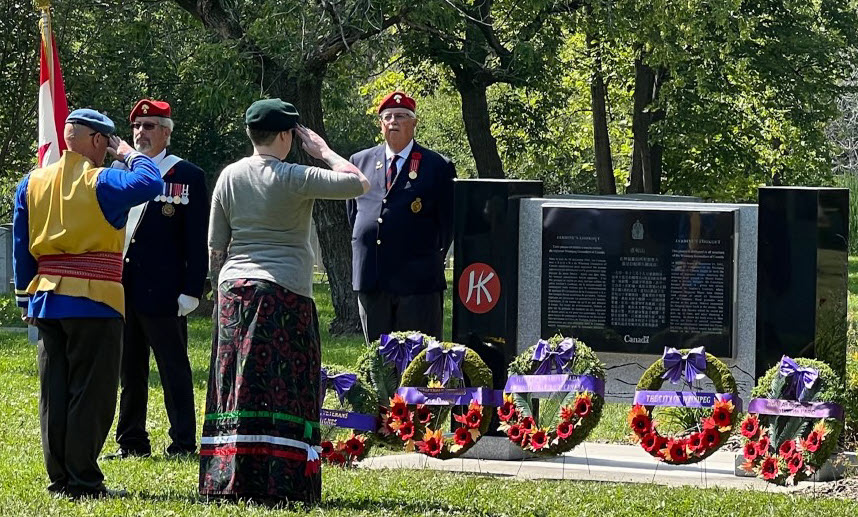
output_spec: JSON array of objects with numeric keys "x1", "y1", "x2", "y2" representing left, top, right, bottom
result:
[{"x1": 131, "y1": 122, "x2": 161, "y2": 131}]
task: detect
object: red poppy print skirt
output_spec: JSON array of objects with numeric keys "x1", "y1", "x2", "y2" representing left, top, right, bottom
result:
[{"x1": 198, "y1": 279, "x2": 322, "y2": 504}]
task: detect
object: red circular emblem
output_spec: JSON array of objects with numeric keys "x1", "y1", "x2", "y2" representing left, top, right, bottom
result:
[{"x1": 458, "y1": 263, "x2": 501, "y2": 314}]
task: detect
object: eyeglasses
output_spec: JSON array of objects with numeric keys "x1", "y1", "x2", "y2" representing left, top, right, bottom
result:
[
  {"x1": 131, "y1": 122, "x2": 161, "y2": 131},
  {"x1": 379, "y1": 113, "x2": 414, "y2": 123},
  {"x1": 88, "y1": 131, "x2": 109, "y2": 140}
]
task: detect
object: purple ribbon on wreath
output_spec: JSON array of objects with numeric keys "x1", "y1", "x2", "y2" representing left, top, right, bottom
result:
[
  {"x1": 778, "y1": 355, "x2": 818, "y2": 399},
  {"x1": 320, "y1": 368, "x2": 357, "y2": 404},
  {"x1": 531, "y1": 338, "x2": 576, "y2": 375},
  {"x1": 423, "y1": 342, "x2": 465, "y2": 386},
  {"x1": 661, "y1": 346, "x2": 707, "y2": 385},
  {"x1": 378, "y1": 333, "x2": 425, "y2": 375}
]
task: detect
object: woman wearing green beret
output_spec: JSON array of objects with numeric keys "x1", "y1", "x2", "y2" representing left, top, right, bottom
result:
[{"x1": 199, "y1": 99, "x2": 369, "y2": 506}]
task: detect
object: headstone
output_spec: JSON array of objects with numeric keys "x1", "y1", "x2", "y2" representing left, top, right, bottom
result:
[
  {"x1": 756, "y1": 187, "x2": 849, "y2": 377},
  {"x1": 518, "y1": 198, "x2": 758, "y2": 403},
  {"x1": 452, "y1": 178, "x2": 543, "y2": 438},
  {"x1": 0, "y1": 223, "x2": 12, "y2": 294}
]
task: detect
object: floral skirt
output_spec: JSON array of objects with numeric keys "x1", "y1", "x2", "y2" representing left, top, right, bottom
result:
[{"x1": 199, "y1": 279, "x2": 322, "y2": 505}]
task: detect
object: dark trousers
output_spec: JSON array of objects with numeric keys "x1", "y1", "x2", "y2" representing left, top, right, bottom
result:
[
  {"x1": 116, "y1": 304, "x2": 196, "y2": 452},
  {"x1": 37, "y1": 317, "x2": 122, "y2": 493},
  {"x1": 358, "y1": 290, "x2": 443, "y2": 344}
]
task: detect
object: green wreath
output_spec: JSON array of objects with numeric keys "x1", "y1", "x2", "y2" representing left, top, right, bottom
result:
[
  {"x1": 355, "y1": 331, "x2": 434, "y2": 447},
  {"x1": 384, "y1": 342, "x2": 494, "y2": 460},
  {"x1": 500, "y1": 335, "x2": 605, "y2": 455},
  {"x1": 738, "y1": 357, "x2": 845, "y2": 485},
  {"x1": 629, "y1": 349, "x2": 739, "y2": 465},
  {"x1": 319, "y1": 364, "x2": 379, "y2": 466}
]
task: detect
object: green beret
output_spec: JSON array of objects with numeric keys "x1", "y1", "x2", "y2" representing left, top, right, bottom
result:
[{"x1": 245, "y1": 99, "x2": 299, "y2": 131}]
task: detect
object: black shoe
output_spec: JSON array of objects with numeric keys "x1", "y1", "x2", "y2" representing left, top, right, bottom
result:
[
  {"x1": 165, "y1": 445, "x2": 197, "y2": 459},
  {"x1": 102, "y1": 447, "x2": 151, "y2": 460}
]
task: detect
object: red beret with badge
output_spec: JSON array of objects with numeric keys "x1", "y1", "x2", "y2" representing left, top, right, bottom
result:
[
  {"x1": 377, "y1": 91, "x2": 416, "y2": 114},
  {"x1": 129, "y1": 99, "x2": 172, "y2": 121}
]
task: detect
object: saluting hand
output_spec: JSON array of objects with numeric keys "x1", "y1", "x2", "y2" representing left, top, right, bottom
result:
[
  {"x1": 295, "y1": 126, "x2": 331, "y2": 161},
  {"x1": 106, "y1": 135, "x2": 136, "y2": 162}
]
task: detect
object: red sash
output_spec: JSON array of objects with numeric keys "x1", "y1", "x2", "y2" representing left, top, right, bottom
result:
[{"x1": 37, "y1": 252, "x2": 124, "y2": 283}]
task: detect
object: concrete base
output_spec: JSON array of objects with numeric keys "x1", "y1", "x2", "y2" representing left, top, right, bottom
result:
[
  {"x1": 735, "y1": 451, "x2": 858, "y2": 482},
  {"x1": 361, "y1": 442, "x2": 813, "y2": 492},
  {"x1": 460, "y1": 436, "x2": 536, "y2": 461}
]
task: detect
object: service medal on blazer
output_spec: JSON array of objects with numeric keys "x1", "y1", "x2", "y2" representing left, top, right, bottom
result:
[
  {"x1": 162, "y1": 203, "x2": 175, "y2": 217},
  {"x1": 376, "y1": 160, "x2": 383, "y2": 170},
  {"x1": 411, "y1": 197, "x2": 422, "y2": 213},
  {"x1": 408, "y1": 151, "x2": 422, "y2": 180}
]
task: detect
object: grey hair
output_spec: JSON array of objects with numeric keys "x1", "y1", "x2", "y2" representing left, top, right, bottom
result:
[{"x1": 158, "y1": 117, "x2": 174, "y2": 146}]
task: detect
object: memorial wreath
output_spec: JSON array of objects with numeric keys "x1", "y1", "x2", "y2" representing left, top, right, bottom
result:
[
  {"x1": 355, "y1": 331, "x2": 433, "y2": 447},
  {"x1": 384, "y1": 341, "x2": 496, "y2": 459},
  {"x1": 629, "y1": 347, "x2": 739, "y2": 465},
  {"x1": 499, "y1": 335, "x2": 606, "y2": 455},
  {"x1": 739, "y1": 356, "x2": 845, "y2": 485},
  {"x1": 318, "y1": 365, "x2": 380, "y2": 467}
]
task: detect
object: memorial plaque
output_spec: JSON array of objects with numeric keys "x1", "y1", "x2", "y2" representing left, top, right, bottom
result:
[{"x1": 541, "y1": 206, "x2": 736, "y2": 356}]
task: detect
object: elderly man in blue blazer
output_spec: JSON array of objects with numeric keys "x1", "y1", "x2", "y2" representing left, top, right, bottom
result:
[{"x1": 347, "y1": 91, "x2": 456, "y2": 344}]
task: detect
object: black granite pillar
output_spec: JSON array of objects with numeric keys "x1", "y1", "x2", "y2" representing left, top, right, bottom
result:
[
  {"x1": 452, "y1": 179, "x2": 543, "y2": 433},
  {"x1": 756, "y1": 187, "x2": 849, "y2": 378}
]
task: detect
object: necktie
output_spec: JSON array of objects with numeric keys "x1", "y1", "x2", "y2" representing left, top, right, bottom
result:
[{"x1": 386, "y1": 155, "x2": 399, "y2": 191}]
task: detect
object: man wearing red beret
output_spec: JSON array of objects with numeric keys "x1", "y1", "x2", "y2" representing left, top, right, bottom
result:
[
  {"x1": 104, "y1": 99, "x2": 208, "y2": 459},
  {"x1": 347, "y1": 91, "x2": 456, "y2": 344}
]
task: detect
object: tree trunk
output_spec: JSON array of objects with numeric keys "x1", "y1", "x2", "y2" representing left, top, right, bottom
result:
[
  {"x1": 588, "y1": 34, "x2": 616, "y2": 195},
  {"x1": 454, "y1": 72, "x2": 505, "y2": 179},
  {"x1": 629, "y1": 57, "x2": 665, "y2": 194},
  {"x1": 293, "y1": 75, "x2": 362, "y2": 335}
]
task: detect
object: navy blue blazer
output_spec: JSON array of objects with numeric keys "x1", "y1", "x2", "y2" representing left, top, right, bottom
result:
[
  {"x1": 347, "y1": 142, "x2": 456, "y2": 295},
  {"x1": 123, "y1": 158, "x2": 209, "y2": 316}
]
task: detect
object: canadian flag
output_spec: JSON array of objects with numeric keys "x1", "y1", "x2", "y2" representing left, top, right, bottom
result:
[{"x1": 37, "y1": 4, "x2": 68, "y2": 168}]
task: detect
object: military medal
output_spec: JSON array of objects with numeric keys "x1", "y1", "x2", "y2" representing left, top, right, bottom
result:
[
  {"x1": 172, "y1": 184, "x2": 181, "y2": 204},
  {"x1": 162, "y1": 203, "x2": 175, "y2": 217},
  {"x1": 375, "y1": 160, "x2": 382, "y2": 169},
  {"x1": 408, "y1": 151, "x2": 421, "y2": 181},
  {"x1": 157, "y1": 183, "x2": 168, "y2": 202},
  {"x1": 181, "y1": 184, "x2": 190, "y2": 205},
  {"x1": 411, "y1": 197, "x2": 422, "y2": 213}
]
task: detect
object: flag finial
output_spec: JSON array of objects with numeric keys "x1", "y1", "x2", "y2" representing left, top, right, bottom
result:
[{"x1": 35, "y1": 0, "x2": 51, "y2": 11}]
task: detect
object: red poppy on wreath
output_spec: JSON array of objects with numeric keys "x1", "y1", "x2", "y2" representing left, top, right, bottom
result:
[
  {"x1": 453, "y1": 427, "x2": 473, "y2": 447},
  {"x1": 778, "y1": 439, "x2": 796, "y2": 459},
  {"x1": 702, "y1": 428, "x2": 720, "y2": 449},
  {"x1": 344, "y1": 434, "x2": 366, "y2": 457},
  {"x1": 665, "y1": 439, "x2": 688, "y2": 463},
  {"x1": 802, "y1": 430, "x2": 822, "y2": 453},
  {"x1": 417, "y1": 428, "x2": 444, "y2": 457},
  {"x1": 529, "y1": 429, "x2": 549, "y2": 450},
  {"x1": 390, "y1": 393, "x2": 409, "y2": 421},
  {"x1": 640, "y1": 432, "x2": 662, "y2": 453},
  {"x1": 556, "y1": 421, "x2": 574, "y2": 439},
  {"x1": 756, "y1": 435, "x2": 771, "y2": 456},
  {"x1": 560, "y1": 405, "x2": 576, "y2": 423},
  {"x1": 740, "y1": 414, "x2": 760, "y2": 439},
  {"x1": 320, "y1": 440, "x2": 334, "y2": 458},
  {"x1": 743, "y1": 441, "x2": 759, "y2": 461},
  {"x1": 519, "y1": 416, "x2": 535, "y2": 433},
  {"x1": 507, "y1": 423, "x2": 525, "y2": 444},
  {"x1": 328, "y1": 451, "x2": 347, "y2": 466},
  {"x1": 574, "y1": 394, "x2": 593, "y2": 418},
  {"x1": 416, "y1": 404, "x2": 432, "y2": 424},
  {"x1": 397, "y1": 420, "x2": 416, "y2": 441},
  {"x1": 688, "y1": 432, "x2": 705, "y2": 454},
  {"x1": 498, "y1": 398, "x2": 517, "y2": 422},
  {"x1": 760, "y1": 455, "x2": 780, "y2": 480},
  {"x1": 787, "y1": 453, "x2": 804, "y2": 475},
  {"x1": 628, "y1": 405, "x2": 653, "y2": 436}
]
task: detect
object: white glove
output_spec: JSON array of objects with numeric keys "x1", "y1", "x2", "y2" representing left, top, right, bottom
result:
[{"x1": 177, "y1": 294, "x2": 199, "y2": 317}]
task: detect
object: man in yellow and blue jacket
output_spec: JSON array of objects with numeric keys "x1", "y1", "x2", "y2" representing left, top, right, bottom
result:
[{"x1": 12, "y1": 108, "x2": 163, "y2": 499}]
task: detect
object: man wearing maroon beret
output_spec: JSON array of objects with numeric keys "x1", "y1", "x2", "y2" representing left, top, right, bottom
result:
[
  {"x1": 104, "y1": 99, "x2": 208, "y2": 459},
  {"x1": 347, "y1": 91, "x2": 456, "y2": 343}
]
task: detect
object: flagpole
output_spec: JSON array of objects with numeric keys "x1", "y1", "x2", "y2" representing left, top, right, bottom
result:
[{"x1": 36, "y1": 0, "x2": 53, "y2": 95}]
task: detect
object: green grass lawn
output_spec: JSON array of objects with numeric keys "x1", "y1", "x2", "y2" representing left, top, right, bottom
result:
[{"x1": 1, "y1": 268, "x2": 857, "y2": 515}]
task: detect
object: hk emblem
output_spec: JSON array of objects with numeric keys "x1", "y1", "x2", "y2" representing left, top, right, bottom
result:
[{"x1": 458, "y1": 263, "x2": 501, "y2": 314}]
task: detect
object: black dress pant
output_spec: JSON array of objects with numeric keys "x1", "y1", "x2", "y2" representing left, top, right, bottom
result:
[
  {"x1": 37, "y1": 317, "x2": 123, "y2": 493},
  {"x1": 115, "y1": 303, "x2": 196, "y2": 452},
  {"x1": 357, "y1": 290, "x2": 443, "y2": 344}
]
